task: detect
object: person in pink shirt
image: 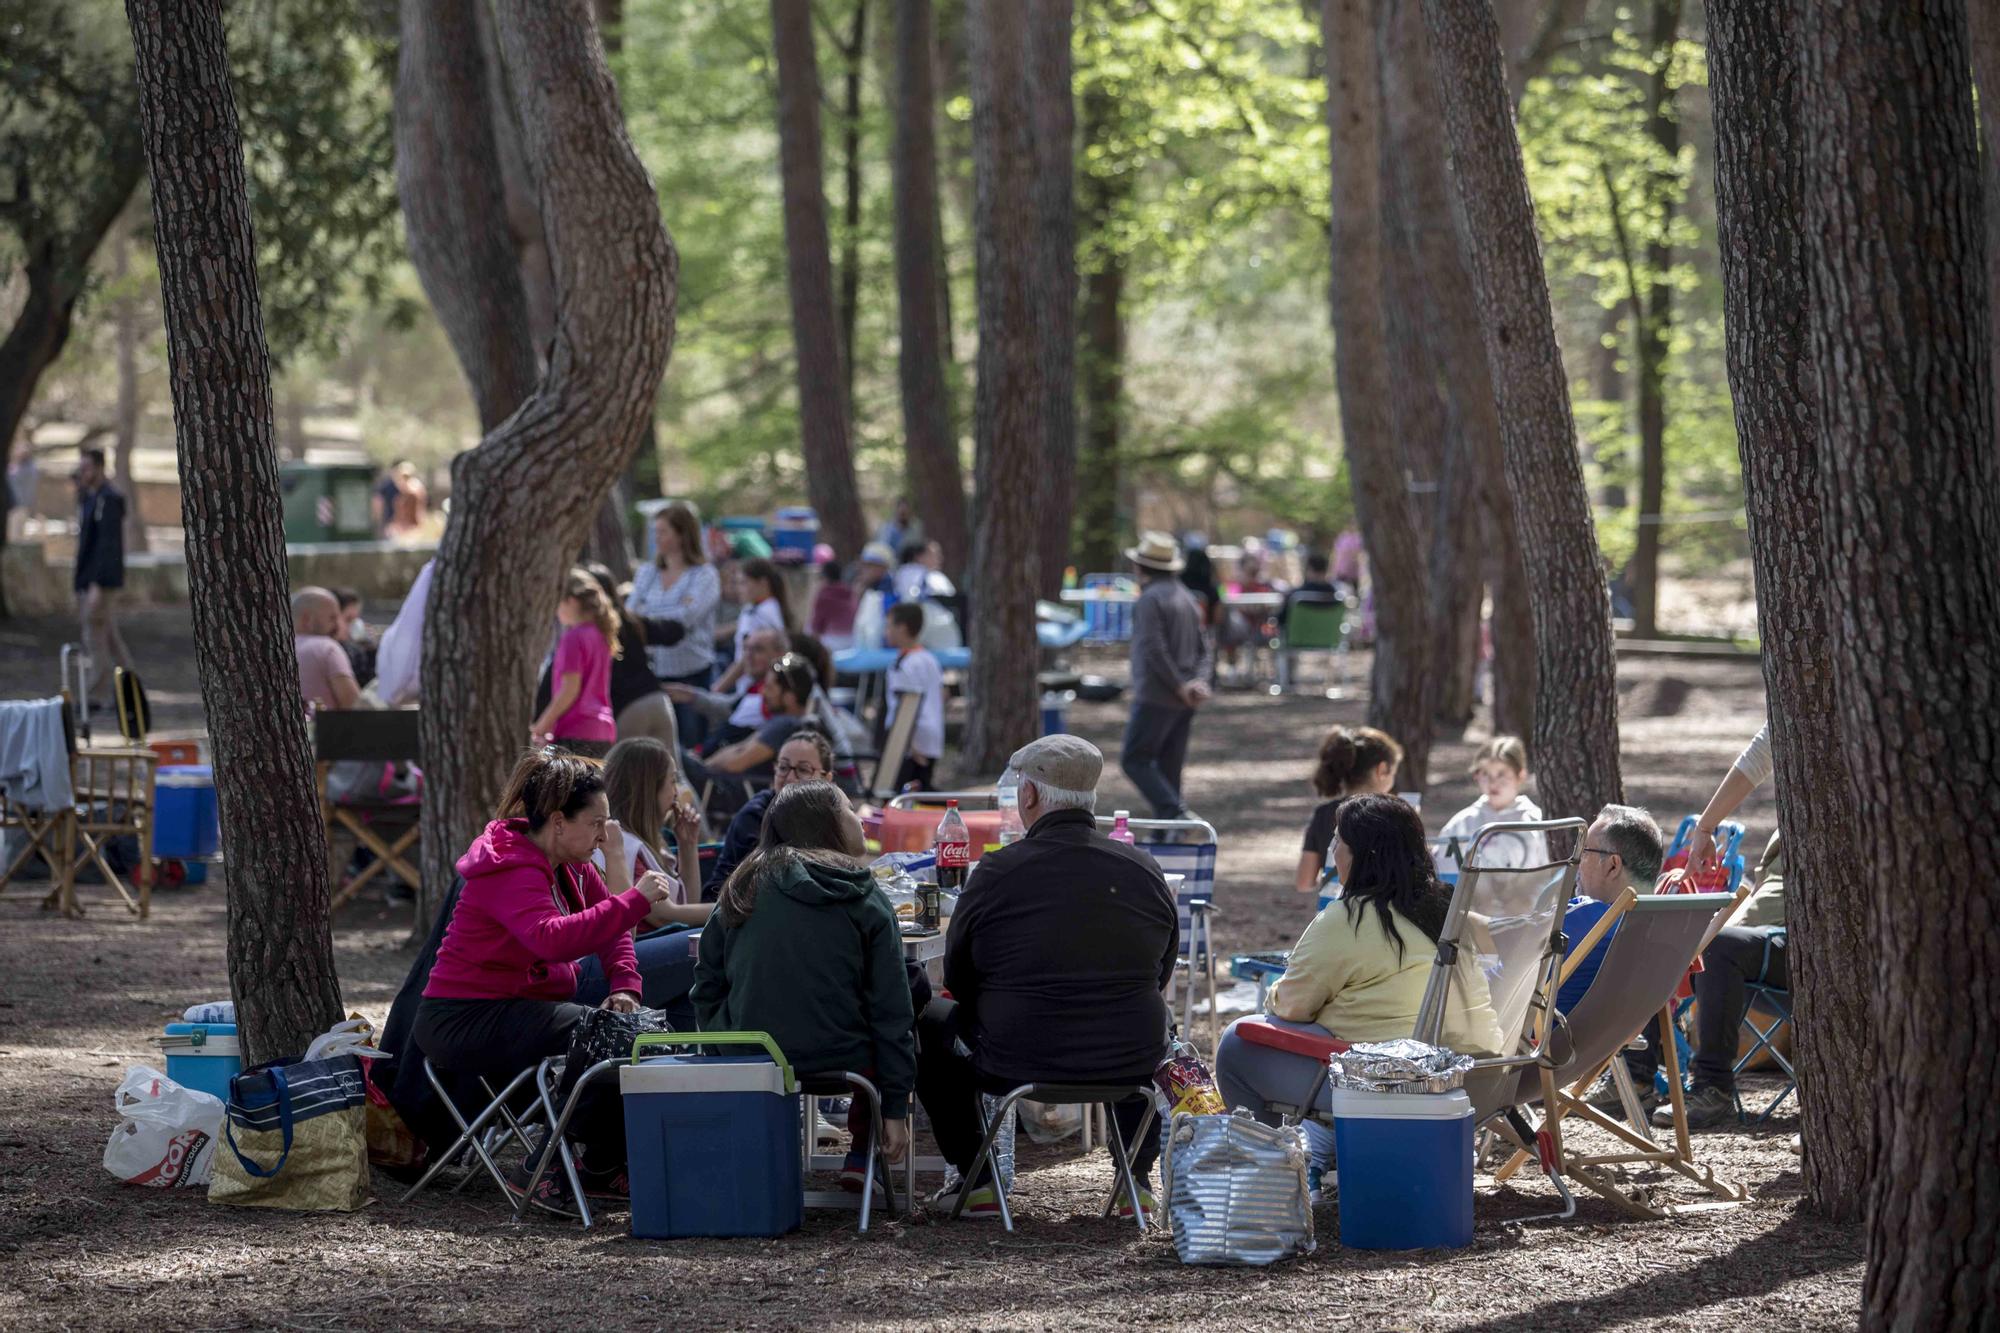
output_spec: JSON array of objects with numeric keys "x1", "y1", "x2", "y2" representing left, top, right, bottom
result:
[
  {"x1": 530, "y1": 567, "x2": 620, "y2": 759},
  {"x1": 415, "y1": 749, "x2": 677, "y2": 1211}
]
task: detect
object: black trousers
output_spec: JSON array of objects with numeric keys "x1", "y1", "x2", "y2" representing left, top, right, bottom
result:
[
  {"x1": 914, "y1": 1000, "x2": 1161, "y2": 1190},
  {"x1": 1624, "y1": 925, "x2": 1788, "y2": 1095},
  {"x1": 413, "y1": 996, "x2": 625, "y2": 1169},
  {"x1": 1120, "y1": 701, "x2": 1195, "y2": 820}
]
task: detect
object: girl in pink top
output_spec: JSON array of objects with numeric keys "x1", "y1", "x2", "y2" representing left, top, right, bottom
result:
[{"x1": 531, "y1": 567, "x2": 620, "y2": 758}]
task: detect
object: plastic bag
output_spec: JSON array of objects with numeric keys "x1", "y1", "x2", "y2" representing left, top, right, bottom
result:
[{"x1": 104, "y1": 1065, "x2": 223, "y2": 1188}]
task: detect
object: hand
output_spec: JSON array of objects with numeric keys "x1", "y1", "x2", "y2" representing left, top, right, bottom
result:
[
  {"x1": 662, "y1": 683, "x2": 696, "y2": 703},
  {"x1": 635, "y1": 869, "x2": 677, "y2": 904},
  {"x1": 601, "y1": 817, "x2": 624, "y2": 854},
  {"x1": 879, "y1": 1117, "x2": 910, "y2": 1164},
  {"x1": 1180, "y1": 680, "x2": 1211, "y2": 708},
  {"x1": 1689, "y1": 827, "x2": 1722, "y2": 877},
  {"x1": 600, "y1": 991, "x2": 641, "y2": 1014},
  {"x1": 528, "y1": 726, "x2": 551, "y2": 745},
  {"x1": 672, "y1": 800, "x2": 703, "y2": 846}
]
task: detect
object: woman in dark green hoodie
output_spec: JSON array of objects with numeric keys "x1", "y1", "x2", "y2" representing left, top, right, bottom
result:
[{"x1": 692, "y1": 781, "x2": 915, "y2": 1173}]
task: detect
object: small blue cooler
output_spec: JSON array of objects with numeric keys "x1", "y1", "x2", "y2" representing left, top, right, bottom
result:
[
  {"x1": 1330, "y1": 1086, "x2": 1474, "y2": 1249},
  {"x1": 161, "y1": 1022, "x2": 241, "y2": 1103},
  {"x1": 155, "y1": 766, "x2": 220, "y2": 860},
  {"x1": 622, "y1": 1032, "x2": 801, "y2": 1239},
  {"x1": 771, "y1": 506, "x2": 820, "y2": 563},
  {"x1": 1040, "y1": 689, "x2": 1074, "y2": 736}
]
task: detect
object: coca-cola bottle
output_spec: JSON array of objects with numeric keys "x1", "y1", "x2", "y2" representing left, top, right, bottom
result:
[{"x1": 930, "y1": 800, "x2": 971, "y2": 925}]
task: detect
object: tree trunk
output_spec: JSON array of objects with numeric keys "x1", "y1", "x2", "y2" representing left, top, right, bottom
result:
[
  {"x1": 1967, "y1": 0, "x2": 2000, "y2": 434},
  {"x1": 772, "y1": 0, "x2": 868, "y2": 558},
  {"x1": 587, "y1": 477, "x2": 635, "y2": 583},
  {"x1": 1031, "y1": 0, "x2": 1078, "y2": 599},
  {"x1": 1502, "y1": 0, "x2": 1588, "y2": 100},
  {"x1": 839, "y1": 0, "x2": 868, "y2": 429},
  {"x1": 125, "y1": 0, "x2": 344, "y2": 1065},
  {"x1": 412, "y1": 0, "x2": 678, "y2": 936},
  {"x1": 1075, "y1": 87, "x2": 1127, "y2": 576},
  {"x1": 480, "y1": 3, "x2": 559, "y2": 359},
  {"x1": 891, "y1": 0, "x2": 968, "y2": 573},
  {"x1": 1797, "y1": 2, "x2": 2000, "y2": 1319},
  {"x1": 111, "y1": 223, "x2": 150, "y2": 555},
  {"x1": 1326, "y1": 0, "x2": 1431, "y2": 793},
  {"x1": 1708, "y1": 0, "x2": 1872, "y2": 1222},
  {"x1": 395, "y1": 0, "x2": 540, "y2": 434},
  {"x1": 1420, "y1": 0, "x2": 1621, "y2": 820},
  {"x1": 961, "y1": 0, "x2": 1045, "y2": 773},
  {"x1": 1628, "y1": 0, "x2": 1681, "y2": 639}
]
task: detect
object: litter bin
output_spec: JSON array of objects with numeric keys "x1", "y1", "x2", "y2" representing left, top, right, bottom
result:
[
  {"x1": 278, "y1": 463, "x2": 378, "y2": 543},
  {"x1": 1327, "y1": 1040, "x2": 1475, "y2": 1250},
  {"x1": 1040, "y1": 690, "x2": 1075, "y2": 736}
]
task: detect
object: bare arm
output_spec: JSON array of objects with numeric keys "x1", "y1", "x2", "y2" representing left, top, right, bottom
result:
[
  {"x1": 531, "y1": 671, "x2": 581, "y2": 738},
  {"x1": 707, "y1": 735, "x2": 775, "y2": 775},
  {"x1": 1295, "y1": 849, "x2": 1324, "y2": 895}
]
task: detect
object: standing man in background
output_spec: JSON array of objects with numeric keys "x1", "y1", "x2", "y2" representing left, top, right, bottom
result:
[
  {"x1": 1121, "y1": 531, "x2": 1211, "y2": 820},
  {"x1": 72, "y1": 448, "x2": 134, "y2": 705}
]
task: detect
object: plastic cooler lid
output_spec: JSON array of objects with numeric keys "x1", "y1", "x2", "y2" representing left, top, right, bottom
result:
[
  {"x1": 164, "y1": 1021, "x2": 237, "y2": 1037},
  {"x1": 157, "y1": 765, "x2": 215, "y2": 785},
  {"x1": 620, "y1": 1054, "x2": 792, "y2": 1097},
  {"x1": 1329, "y1": 1087, "x2": 1473, "y2": 1120}
]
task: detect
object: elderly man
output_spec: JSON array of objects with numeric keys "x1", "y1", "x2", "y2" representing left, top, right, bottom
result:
[
  {"x1": 294, "y1": 586, "x2": 361, "y2": 712},
  {"x1": 915, "y1": 734, "x2": 1179, "y2": 1219},
  {"x1": 664, "y1": 624, "x2": 789, "y2": 747},
  {"x1": 1122, "y1": 531, "x2": 1210, "y2": 820}
]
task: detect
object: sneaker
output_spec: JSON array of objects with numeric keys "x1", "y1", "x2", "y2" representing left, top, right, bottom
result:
[
  {"x1": 1655, "y1": 1083, "x2": 1735, "y2": 1130},
  {"x1": 1584, "y1": 1073, "x2": 1659, "y2": 1118},
  {"x1": 1306, "y1": 1165, "x2": 1329, "y2": 1207},
  {"x1": 576, "y1": 1162, "x2": 629, "y2": 1201},
  {"x1": 839, "y1": 1152, "x2": 868, "y2": 1193},
  {"x1": 930, "y1": 1184, "x2": 1002, "y2": 1218},
  {"x1": 502, "y1": 1154, "x2": 579, "y2": 1218},
  {"x1": 1114, "y1": 1185, "x2": 1160, "y2": 1222}
]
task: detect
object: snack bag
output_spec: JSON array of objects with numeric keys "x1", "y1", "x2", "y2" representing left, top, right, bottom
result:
[{"x1": 1155, "y1": 1037, "x2": 1226, "y2": 1118}]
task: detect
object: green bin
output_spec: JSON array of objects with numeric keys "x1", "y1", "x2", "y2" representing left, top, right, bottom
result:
[{"x1": 280, "y1": 463, "x2": 379, "y2": 543}]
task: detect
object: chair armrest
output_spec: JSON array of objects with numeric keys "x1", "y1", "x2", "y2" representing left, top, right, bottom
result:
[{"x1": 1233, "y1": 1015, "x2": 1351, "y2": 1061}]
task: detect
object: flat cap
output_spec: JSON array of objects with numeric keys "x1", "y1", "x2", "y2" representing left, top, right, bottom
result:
[{"x1": 1006, "y1": 733, "x2": 1103, "y2": 793}]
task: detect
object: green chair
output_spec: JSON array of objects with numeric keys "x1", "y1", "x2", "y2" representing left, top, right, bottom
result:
[{"x1": 1273, "y1": 596, "x2": 1349, "y2": 697}]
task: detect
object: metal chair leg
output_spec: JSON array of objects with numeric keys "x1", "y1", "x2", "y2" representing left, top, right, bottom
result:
[
  {"x1": 400, "y1": 1060, "x2": 535, "y2": 1204},
  {"x1": 1099, "y1": 1097, "x2": 1155, "y2": 1232},
  {"x1": 950, "y1": 1086, "x2": 1030, "y2": 1231},
  {"x1": 520, "y1": 1058, "x2": 616, "y2": 1228}
]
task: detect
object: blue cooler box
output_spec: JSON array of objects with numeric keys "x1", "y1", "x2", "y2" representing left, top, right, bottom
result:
[
  {"x1": 155, "y1": 766, "x2": 220, "y2": 860},
  {"x1": 1330, "y1": 1086, "x2": 1474, "y2": 1249},
  {"x1": 771, "y1": 506, "x2": 820, "y2": 562},
  {"x1": 622, "y1": 1032, "x2": 801, "y2": 1239},
  {"x1": 162, "y1": 1022, "x2": 241, "y2": 1103}
]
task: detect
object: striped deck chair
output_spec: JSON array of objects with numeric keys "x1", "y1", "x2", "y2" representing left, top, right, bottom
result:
[{"x1": 1097, "y1": 815, "x2": 1220, "y2": 1047}]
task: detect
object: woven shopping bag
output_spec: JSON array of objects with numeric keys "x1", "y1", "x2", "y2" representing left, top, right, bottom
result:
[{"x1": 209, "y1": 1054, "x2": 371, "y2": 1211}]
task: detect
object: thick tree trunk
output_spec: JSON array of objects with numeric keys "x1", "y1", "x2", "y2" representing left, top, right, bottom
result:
[
  {"x1": 479, "y1": 4, "x2": 558, "y2": 359},
  {"x1": 1628, "y1": 0, "x2": 1681, "y2": 639},
  {"x1": 1030, "y1": 0, "x2": 1078, "y2": 599},
  {"x1": 1798, "y1": 3, "x2": 2000, "y2": 1320},
  {"x1": 1420, "y1": 0, "x2": 1621, "y2": 820},
  {"x1": 111, "y1": 224, "x2": 149, "y2": 555},
  {"x1": 1075, "y1": 87, "x2": 1127, "y2": 576},
  {"x1": 772, "y1": 0, "x2": 867, "y2": 558},
  {"x1": 961, "y1": 0, "x2": 1045, "y2": 773},
  {"x1": 413, "y1": 0, "x2": 678, "y2": 936},
  {"x1": 1326, "y1": 0, "x2": 1431, "y2": 793},
  {"x1": 839, "y1": 0, "x2": 867, "y2": 426},
  {"x1": 125, "y1": 0, "x2": 344, "y2": 1064},
  {"x1": 1708, "y1": 0, "x2": 1872, "y2": 1222},
  {"x1": 891, "y1": 0, "x2": 968, "y2": 574},
  {"x1": 1968, "y1": 0, "x2": 2000, "y2": 434}
]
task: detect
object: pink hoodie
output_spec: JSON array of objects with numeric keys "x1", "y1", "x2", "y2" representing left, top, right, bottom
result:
[{"x1": 425, "y1": 819, "x2": 650, "y2": 1002}]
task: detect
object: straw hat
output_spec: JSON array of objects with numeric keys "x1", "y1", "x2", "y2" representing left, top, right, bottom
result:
[{"x1": 1124, "y1": 530, "x2": 1185, "y2": 573}]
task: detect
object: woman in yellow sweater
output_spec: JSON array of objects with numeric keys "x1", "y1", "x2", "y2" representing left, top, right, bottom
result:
[{"x1": 1216, "y1": 795, "x2": 1503, "y2": 1185}]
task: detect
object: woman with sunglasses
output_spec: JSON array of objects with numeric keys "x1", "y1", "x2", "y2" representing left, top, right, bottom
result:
[{"x1": 681, "y1": 651, "x2": 819, "y2": 821}]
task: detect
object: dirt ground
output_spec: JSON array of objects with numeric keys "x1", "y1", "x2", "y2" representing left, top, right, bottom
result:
[{"x1": 0, "y1": 608, "x2": 1861, "y2": 1331}]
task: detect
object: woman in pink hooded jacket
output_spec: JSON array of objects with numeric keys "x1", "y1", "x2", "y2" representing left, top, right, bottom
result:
[{"x1": 416, "y1": 749, "x2": 676, "y2": 1208}]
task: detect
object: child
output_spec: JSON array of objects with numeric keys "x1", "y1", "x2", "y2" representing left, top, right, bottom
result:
[
  {"x1": 883, "y1": 601, "x2": 944, "y2": 791},
  {"x1": 1296, "y1": 726, "x2": 1402, "y2": 895},
  {"x1": 1434, "y1": 736, "x2": 1547, "y2": 875},
  {"x1": 530, "y1": 567, "x2": 620, "y2": 759}
]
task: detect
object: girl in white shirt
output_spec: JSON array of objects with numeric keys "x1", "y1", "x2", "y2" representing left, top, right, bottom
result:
[
  {"x1": 1434, "y1": 735, "x2": 1548, "y2": 874},
  {"x1": 715, "y1": 557, "x2": 792, "y2": 695}
]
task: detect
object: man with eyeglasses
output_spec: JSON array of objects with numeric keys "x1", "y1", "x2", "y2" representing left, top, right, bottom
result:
[
  {"x1": 701, "y1": 726, "x2": 837, "y2": 897},
  {"x1": 1552, "y1": 805, "x2": 1670, "y2": 1116}
]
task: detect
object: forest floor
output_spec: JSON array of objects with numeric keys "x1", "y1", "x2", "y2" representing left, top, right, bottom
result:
[{"x1": 0, "y1": 607, "x2": 1861, "y2": 1331}]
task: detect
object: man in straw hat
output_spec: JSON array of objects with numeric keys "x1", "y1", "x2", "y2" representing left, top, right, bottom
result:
[{"x1": 1121, "y1": 530, "x2": 1211, "y2": 820}]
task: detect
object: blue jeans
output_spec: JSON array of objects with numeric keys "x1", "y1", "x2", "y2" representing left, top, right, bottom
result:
[
  {"x1": 1121, "y1": 701, "x2": 1195, "y2": 819},
  {"x1": 574, "y1": 926, "x2": 699, "y2": 1029}
]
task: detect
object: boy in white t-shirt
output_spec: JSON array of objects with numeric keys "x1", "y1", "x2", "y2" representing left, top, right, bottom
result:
[
  {"x1": 884, "y1": 601, "x2": 945, "y2": 790},
  {"x1": 1434, "y1": 735, "x2": 1547, "y2": 874}
]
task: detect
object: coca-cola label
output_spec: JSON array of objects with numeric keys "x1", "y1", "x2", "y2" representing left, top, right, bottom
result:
[{"x1": 937, "y1": 839, "x2": 970, "y2": 869}]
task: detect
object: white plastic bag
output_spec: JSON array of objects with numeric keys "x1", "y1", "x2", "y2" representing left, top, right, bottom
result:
[
  {"x1": 303, "y1": 1017, "x2": 389, "y2": 1065},
  {"x1": 104, "y1": 1065, "x2": 224, "y2": 1188}
]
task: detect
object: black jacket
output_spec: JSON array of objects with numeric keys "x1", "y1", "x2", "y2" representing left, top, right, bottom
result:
[
  {"x1": 74, "y1": 484, "x2": 126, "y2": 591},
  {"x1": 943, "y1": 807, "x2": 1178, "y2": 1085}
]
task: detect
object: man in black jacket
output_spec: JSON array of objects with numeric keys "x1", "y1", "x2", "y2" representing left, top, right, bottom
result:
[
  {"x1": 72, "y1": 448, "x2": 134, "y2": 704},
  {"x1": 916, "y1": 734, "x2": 1179, "y2": 1218}
]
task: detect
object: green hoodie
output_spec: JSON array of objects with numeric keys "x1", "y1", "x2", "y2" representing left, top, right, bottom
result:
[{"x1": 691, "y1": 854, "x2": 916, "y2": 1116}]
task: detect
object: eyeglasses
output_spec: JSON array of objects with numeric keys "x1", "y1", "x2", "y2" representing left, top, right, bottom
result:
[
  {"x1": 773, "y1": 761, "x2": 826, "y2": 780},
  {"x1": 1581, "y1": 846, "x2": 1617, "y2": 859}
]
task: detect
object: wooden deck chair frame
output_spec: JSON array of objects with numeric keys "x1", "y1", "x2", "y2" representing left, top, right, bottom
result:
[
  {"x1": 2, "y1": 698, "x2": 156, "y2": 920},
  {"x1": 315, "y1": 709, "x2": 421, "y2": 909},
  {"x1": 866, "y1": 689, "x2": 923, "y2": 802}
]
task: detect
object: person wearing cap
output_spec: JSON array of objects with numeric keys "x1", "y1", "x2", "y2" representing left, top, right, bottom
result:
[
  {"x1": 914, "y1": 734, "x2": 1179, "y2": 1219},
  {"x1": 853, "y1": 541, "x2": 898, "y2": 603},
  {"x1": 1122, "y1": 530, "x2": 1212, "y2": 821}
]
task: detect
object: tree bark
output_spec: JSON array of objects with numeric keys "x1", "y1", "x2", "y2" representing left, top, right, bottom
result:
[
  {"x1": 961, "y1": 0, "x2": 1045, "y2": 773},
  {"x1": 1708, "y1": 0, "x2": 1872, "y2": 1222},
  {"x1": 479, "y1": 3, "x2": 559, "y2": 359},
  {"x1": 1075, "y1": 86, "x2": 1128, "y2": 576},
  {"x1": 1797, "y1": 3, "x2": 2000, "y2": 1321},
  {"x1": 772, "y1": 0, "x2": 867, "y2": 558},
  {"x1": 839, "y1": 0, "x2": 868, "y2": 429},
  {"x1": 1503, "y1": 0, "x2": 1589, "y2": 100},
  {"x1": 1967, "y1": 0, "x2": 2000, "y2": 435},
  {"x1": 1326, "y1": 0, "x2": 1431, "y2": 793},
  {"x1": 111, "y1": 223, "x2": 150, "y2": 554},
  {"x1": 1031, "y1": 0, "x2": 1078, "y2": 599},
  {"x1": 412, "y1": 0, "x2": 678, "y2": 935},
  {"x1": 1420, "y1": 0, "x2": 1621, "y2": 820},
  {"x1": 1628, "y1": 0, "x2": 1681, "y2": 639},
  {"x1": 125, "y1": 0, "x2": 344, "y2": 1064},
  {"x1": 891, "y1": 0, "x2": 968, "y2": 573}
]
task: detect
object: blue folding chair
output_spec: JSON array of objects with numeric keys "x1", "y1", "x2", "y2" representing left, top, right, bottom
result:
[
  {"x1": 1099, "y1": 815, "x2": 1219, "y2": 1047},
  {"x1": 1734, "y1": 932, "x2": 1795, "y2": 1123}
]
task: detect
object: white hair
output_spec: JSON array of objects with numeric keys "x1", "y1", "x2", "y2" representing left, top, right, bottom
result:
[{"x1": 1004, "y1": 766, "x2": 1097, "y2": 815}]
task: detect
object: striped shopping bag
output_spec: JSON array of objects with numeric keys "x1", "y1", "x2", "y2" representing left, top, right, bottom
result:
[{"x1": 209, "y1": 1054, "x2": 370, "y2": 1211}]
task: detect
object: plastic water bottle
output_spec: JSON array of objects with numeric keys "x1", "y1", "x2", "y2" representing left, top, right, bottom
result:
[
  {"x1": 1110, "y1": 810, "x2": 1135, "y2": 845},
  {"x1": 996, "y1": 786, "x2": 1026, "y2": 846}
]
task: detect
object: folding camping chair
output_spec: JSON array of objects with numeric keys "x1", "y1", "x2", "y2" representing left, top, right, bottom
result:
[
  {"x1": 865, "y1": 689, "x2": 922, "y2": 803},
  {"x1": 1734, "y1": 935, "x2": 1795, "y2": 1123},
  {"x1": 950, "y1": 1080, "x2": 1160, "y2": 1232},
  {"x1": 397, "y1": 1055, "x2": 579, "y2": 1211},
  {"x1": 1271, "y1": 595, "x2": 1350, "y2": 697},
  {"x1": 1, "y1": 696, "x2": 157, "y2": 919},
  {"x1": 1097, "y1": 815, "x2": 1221, "y2": 1049},
  {"x1": 315, "y1": 709, "x2": 421, "y2": 908}
]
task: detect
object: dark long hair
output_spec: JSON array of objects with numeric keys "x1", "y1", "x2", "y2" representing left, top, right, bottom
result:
[
  {"x1": 1313, "y1": 725, "x2": 1403, "y2": 798},
  {"x1": 1334, "y1": 794, "x2": 1451, "y2": 962},
  {"x1": 740, "y1": 557, "x2": 794, "y2": 631},
  {"x1": 717, "y1": 781, "x2": 858, "y2": 927}
]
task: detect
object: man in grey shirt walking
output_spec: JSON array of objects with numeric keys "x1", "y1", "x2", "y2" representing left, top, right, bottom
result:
[{"x1": 1121, "y1": 531, "x2": 1211, "y2": 819}]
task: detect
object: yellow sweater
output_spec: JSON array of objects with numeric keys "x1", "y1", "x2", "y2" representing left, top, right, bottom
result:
[{"x1": 1269, "y1": 900, "x2": 1506, "y2": 1056}]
